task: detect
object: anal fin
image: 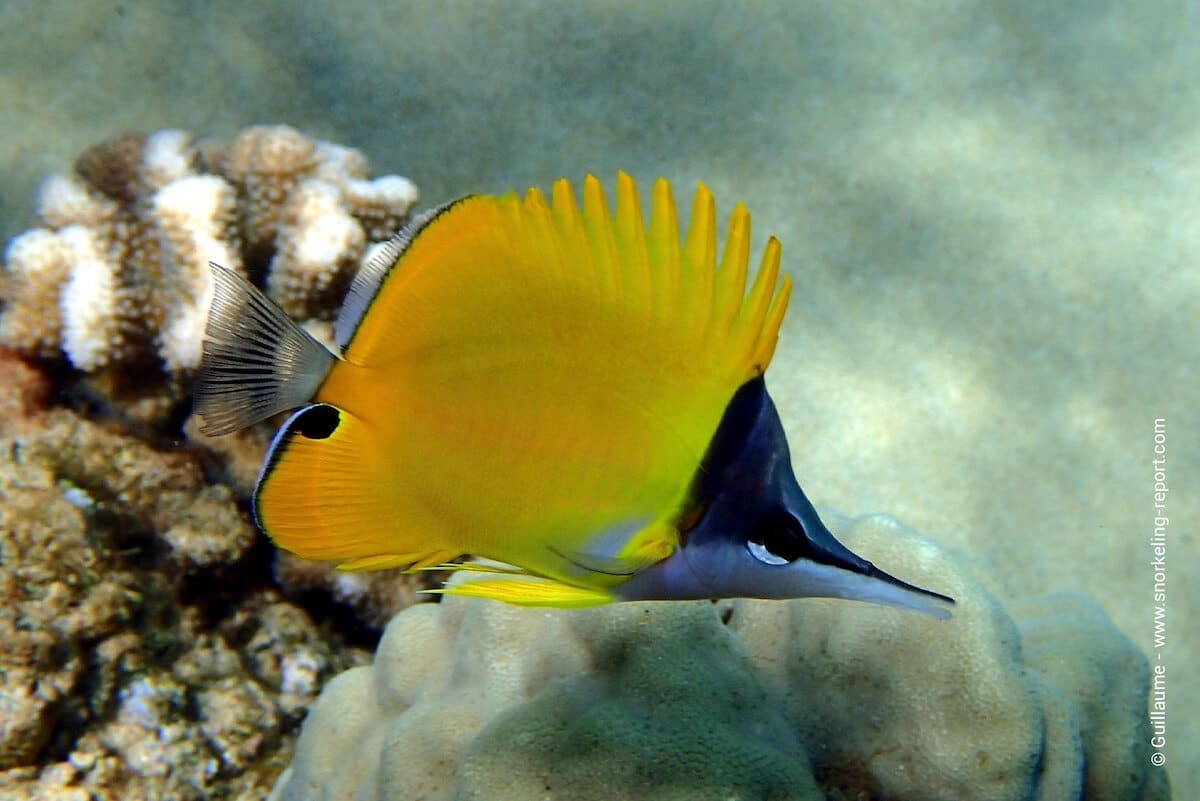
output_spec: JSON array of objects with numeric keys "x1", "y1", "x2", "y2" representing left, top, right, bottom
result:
[{"x1": 429, "y1": 575, "x2": 614, "y2": 608}]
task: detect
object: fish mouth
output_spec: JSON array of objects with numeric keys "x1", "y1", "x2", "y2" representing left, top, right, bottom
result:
[
  {"x1": 861, "y1": 562, "x2": 956, "y2": 619},
  {"x1": 614, "y1": 522, "x2": 955, "y2": 620},
  {"x1": 759, "y1": 548, "x2": 956, "y2": 619},
  {"x1": 748, "y1": 498, "x2": 956, "y2": 619}
]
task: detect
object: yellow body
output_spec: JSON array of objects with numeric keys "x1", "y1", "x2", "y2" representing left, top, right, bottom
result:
[{"x1": 255, "y1": 173, "x2": 791, "y2": 605}]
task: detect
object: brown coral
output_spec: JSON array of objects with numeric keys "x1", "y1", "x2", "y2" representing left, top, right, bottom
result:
[
  {"x1": 0, "y1": 370, "x2": 372, "y2": 799},
  {"x1": 0, "y1": 348, "x2": 51, "y2": 426},
  {"x1": 214, "y1": 124, "x2": 320, "y2": 255},
  {"x1": 0, "y1": 415, "x2": 142, "y2": 771},
  {"x1": 74, "y1": 133, "x2": 147, "y2": 205}
]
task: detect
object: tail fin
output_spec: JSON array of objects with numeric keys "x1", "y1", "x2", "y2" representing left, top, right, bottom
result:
[{"x1": 194, "y1": 263, "x2": 336, "y2": 436}]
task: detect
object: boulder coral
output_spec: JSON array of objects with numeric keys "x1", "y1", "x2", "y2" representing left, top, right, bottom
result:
[{"x1": 269, "y1": 514, "x2": 1168, "y2": 801}]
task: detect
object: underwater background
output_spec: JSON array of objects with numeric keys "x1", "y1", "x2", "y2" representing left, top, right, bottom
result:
[{"x1": 0, "y1": 0, "x2": 1195, "y2": 798}]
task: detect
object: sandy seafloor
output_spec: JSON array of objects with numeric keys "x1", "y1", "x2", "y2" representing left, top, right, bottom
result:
[{"x1": 1, "y1": 0, "x2": 1196, "y2": 795}]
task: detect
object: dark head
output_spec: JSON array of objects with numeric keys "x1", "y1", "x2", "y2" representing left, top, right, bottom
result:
[{"x1": 616, "y1": 378, "x2": 955, "y2": 619}]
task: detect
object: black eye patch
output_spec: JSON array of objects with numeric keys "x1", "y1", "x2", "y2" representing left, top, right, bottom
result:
[{"x1": 294, "y1": 403, "x2": 340, "y2": 439}]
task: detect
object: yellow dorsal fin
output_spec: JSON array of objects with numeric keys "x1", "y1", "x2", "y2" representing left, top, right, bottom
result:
[
  {"x1": 337, "y1": 172, "x2": 789, "y2": 389},
  {"x1": 613, "y1": 172, "x2": 652, "y2": 317},
  {"x1": 680, "y1": 182, "x2": 716, "y2": 340},
  {"x1": 648, "y1": 178, "x2": 681, "y2": 311}
]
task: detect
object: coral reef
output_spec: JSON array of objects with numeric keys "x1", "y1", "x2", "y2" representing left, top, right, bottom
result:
[
  {"x1": 0, "y1": 125, "x2": 1173, "y2": 800},
  {"x1": 0, "y1": 125, "x2": 418, "y2": 427},
  {"x1": 0, "y1": 123, "x2": 433, "y2": 631},
  {"x1": 270, "y1": 514, "x2": 1168, "y2": 801},
  {"x1": 0, "y1": 348, "x2": 375, "y2": 800},
  {"x1": 0, "y1": 126, "x2": 435, "y2": 799}
]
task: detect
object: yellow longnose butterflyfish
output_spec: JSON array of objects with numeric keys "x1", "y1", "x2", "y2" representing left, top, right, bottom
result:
[{"x1": 194, "y1": 173, "x2": 953, "y2": 617}]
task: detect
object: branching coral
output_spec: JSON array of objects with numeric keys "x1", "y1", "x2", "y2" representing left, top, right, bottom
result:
[{"x1": 0, "y1": 125, "x2": 418, "y2": 427}]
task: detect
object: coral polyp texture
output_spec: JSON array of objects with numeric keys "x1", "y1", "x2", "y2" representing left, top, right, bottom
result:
[
  {"x1": 0, "y1": 348, "x2": 373, "y2": 801},
  {"x1": 270, "y1": 514, "x2": 1168, "y2": 801},
  {"x1": 0, "y1": 125, "x2": 418, "y2": 426}
]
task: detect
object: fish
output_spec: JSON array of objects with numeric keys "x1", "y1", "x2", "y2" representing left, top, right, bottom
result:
[{"x1": 193, "y1": 172, "x2": 954, "y2": 618}]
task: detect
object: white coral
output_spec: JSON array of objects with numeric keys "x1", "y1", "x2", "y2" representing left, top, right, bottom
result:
[
  {"x1": 58, "y1": 226, "x2": 122, "y2": 371},
  {"x1": 267, "y1": 179, "x2": 365, "y2": 319},
  {"x1": 342, "y1": 175, "x2": 419, "y2": 240},
  {"x1": 153, "y1": 174, "x2": 240, "y2": 372},
  {"x1": 0, "y1": 228, "x2": 72, "y2": 355},
  {"x1": 344, "y1": 175, "x2": 418, "y2": 210},
  {"x1": 36, "y1": 174, "x2": 118, "y2": 231},
  {"x1": 283, "y1": 180, "x2": 363, "y2": 268},
  {"x1": 141, "y1": 129, "x2": 196, "y2": 191},
  {"x1": 313, "y1": 141, "x2": 370, "y2": 185},
  {"x1": 0, "y1": 125, "x2": 417, "y2": 405}
]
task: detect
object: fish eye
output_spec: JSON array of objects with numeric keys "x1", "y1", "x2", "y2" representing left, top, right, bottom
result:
[
  {"x1": 746, "y1": 513, "x2": 810, "y2": 565},
  {"x1": 293, "y1": 404, "x2": 340, "y2": 440},
  {"x1": 747, "y1": 539, "x2": 790, "y2": 565}
]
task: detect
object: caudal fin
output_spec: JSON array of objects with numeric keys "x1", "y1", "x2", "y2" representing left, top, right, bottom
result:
[{"x1": 194, "y1": 263, "x2": 336, "y2": 436}]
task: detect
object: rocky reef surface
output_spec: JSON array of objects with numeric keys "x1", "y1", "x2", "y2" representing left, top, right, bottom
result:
[
  {"x1": 0, "y1": 349, "x2": 375, "y2": 800},
  {"x1": 0, "y1": 129, "x2": 434, "y2": 800}
]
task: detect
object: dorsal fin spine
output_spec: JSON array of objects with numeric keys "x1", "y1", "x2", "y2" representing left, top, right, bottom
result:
[
  {"x1": 713, "y1": 203, "x2": 751, "y2": 335},
  {"x1": 648, "y1": 178, "x2": 681, "y2": 319},
  {"x1": 551, "y1": 179, "x2": 591, "y2": 284},
  {"x1": 520, "y1": 188, "x2": 559, "y2": 283},
  {"x1": 737, "y1": 235, "x2": 783, "y2": 363},
  {"x1": 754, "y1": 273, "x2": 793, "y2": 369},
  {"x1": 682, "y1": 183, "x2": 717, "y2": 342},
  {"x1": 615, "y1": 172, "x2": 651, "y2": 316},
  {"x1": 582, "y1": 176, "x2": 620, "y2": 300}
]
